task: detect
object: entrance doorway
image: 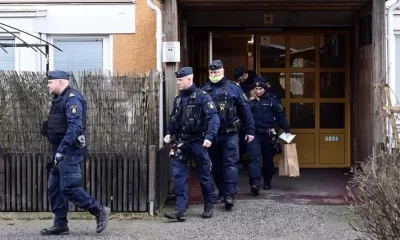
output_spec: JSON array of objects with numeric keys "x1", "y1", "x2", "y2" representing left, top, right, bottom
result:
[{"x1": 190, "y1": 30, "x2": 350, "y2": 168}]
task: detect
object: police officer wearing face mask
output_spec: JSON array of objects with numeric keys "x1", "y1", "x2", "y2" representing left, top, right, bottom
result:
[
  {"x1": 246, "y1": 76, "x2": 290, "y2": 195},
  {"x1": 40, "y1": 70, "x2": 110, "y2": 235},
  {"x1": 201, "y1": 60, "x2": 255, "y2": 210},
  {"x1": 163, "y1": 67, "x2": 219, "y2": 221}
]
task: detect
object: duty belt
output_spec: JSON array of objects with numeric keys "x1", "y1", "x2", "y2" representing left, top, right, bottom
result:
[
  {"x1": 255, "y1": 128, "x2": 273, "y2": 135},
  {"x1": 218, "y1": 128, "x2": 238, "y2": 135},
  {"x1": 177, "y1": 133, "x2": 204, "y2": 142}
]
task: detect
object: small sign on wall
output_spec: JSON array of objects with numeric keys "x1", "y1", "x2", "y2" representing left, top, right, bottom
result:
[{"x1": 162, "y1": 42, "x2": 180, "y2": 63}]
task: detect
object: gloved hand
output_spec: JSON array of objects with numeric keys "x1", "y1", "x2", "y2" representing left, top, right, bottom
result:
[
  {"x1": 164, "y1": 135, "x2": 171, "y2": 144},
  {"x1": 55, "y1": 153, "x2": 63, "y2": 162},
  {"x1": 49, "y1": 153, "x2": 63, "y2": 175},
  {"x1": 245, "y1": 135, "x2": 254, "y2": 143},
  {"x1": 203, "y1": 139, "x2": 212, "y2": 148}
]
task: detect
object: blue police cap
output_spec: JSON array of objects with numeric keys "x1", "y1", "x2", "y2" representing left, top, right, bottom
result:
[
  {"x1": 233, "y1": 65, "x2": 245, "y2": 80},
  {"x1": 208, "y1": 60, "x2": 223, "y2": 70},
  {"x1": 252, "y1": 76, "x2": 269, "y2": 89},
  {"x1": 48, "y1": 70, "x2": 70, "y2": 80},
  {"x1": 175, "y1": 67, "x2": 193, "y2": 78}
]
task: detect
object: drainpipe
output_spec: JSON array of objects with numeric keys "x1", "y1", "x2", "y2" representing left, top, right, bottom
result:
[{"x1": 146, "y1": 0, "x2": 164, "y2": 149}]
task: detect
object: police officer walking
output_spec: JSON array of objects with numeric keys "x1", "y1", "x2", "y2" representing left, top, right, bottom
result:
[
  {"x1": 163, "y1": 67, "x2": 220, "y2": 221},
  {"x1": 246, "y1": 76, "x2": 291, "y2": 195},
  {"x1": 41, "y1": 70, "x2": 110, "y2": 235},
  {"x1": 232, "y1": 65, "x2": 257, "y2": 162},
  {"x1": 201, "y1": 60, "x2": 255, "y2": 210},
  {"x1": 232, "y1": 65, "x2": 256, "y2": 97}
]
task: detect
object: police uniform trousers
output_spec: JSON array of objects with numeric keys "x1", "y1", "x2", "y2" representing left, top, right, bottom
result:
[
  {"x1": 48, "y1": 153, "x2": 103, "y2": 227},
  {"x1": 171, "y1": 140, "x2": 214, "y2": 210},
  {"x1": 208, "y1": 133, "x2": 240, "y2": 198},
  {"x1": 246, "y1": 134, "x2": 276, "y2": 187},
  {"x1": 238, "y1": 128, "x2": 247, "y2": 161}
]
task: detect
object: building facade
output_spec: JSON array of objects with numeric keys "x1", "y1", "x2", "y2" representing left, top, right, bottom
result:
[{"x1": 0, "y1": 0, "x2": 162, "y2": 75}]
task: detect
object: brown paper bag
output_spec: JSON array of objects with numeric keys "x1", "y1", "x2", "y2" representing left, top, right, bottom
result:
[{"x1": 279, "y1": 143, "x2": 300, "y2": 177}]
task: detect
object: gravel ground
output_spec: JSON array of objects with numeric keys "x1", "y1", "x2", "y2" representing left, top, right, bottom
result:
[{"x1": 0, "y1": 199, "x2": 361, "y2": 240}]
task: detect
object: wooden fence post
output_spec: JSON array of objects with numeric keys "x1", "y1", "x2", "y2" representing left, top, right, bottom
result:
[
  {"x1": 0, "y1": 146, "x2": 5, "y2": 211},
  {"x1": 148, "y1": 145, "x2": 156, "y2": 215}
]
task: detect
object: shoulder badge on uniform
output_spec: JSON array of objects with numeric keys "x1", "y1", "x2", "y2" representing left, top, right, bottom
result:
[
  {"x1": 242, "y1": 93, "x2": 248, "y2": 101},
  {"x1": 69, "y1": 92, "x2": 75, "y2": 98},
  {"x1": 175, "y1": 97, "x2": 181, "y2": 107},
  {"x1": 207, "y1": 102, "x2": 215, "y2": 110},
  {"x1": 70, "y1": 105, "x2": 78, "y2": 114}
]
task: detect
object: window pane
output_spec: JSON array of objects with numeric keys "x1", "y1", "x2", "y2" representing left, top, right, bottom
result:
[
  {"x1": 0, "y1": 39, "x2": 15, "y2": 70},
  {"x1": 260, "y1": 36, "x2": 285, "y2": 68},
  {"x1": 290, "y1": 103, "x2": 315, "y2": 128},
  {"x1": 320, "y1": 103, "x2": 345, "y2": 128},
  {"x1": 319, "y1": 35, "x2": 345, "y2": 68},
  {"x1": 320, "y1": 72, "x2": 345, "y2": 98},
  {"x1": 260, "y1": 72, "x2": 286, "y2": 99},
  {"x1": 54, "y1": 39, "x2": 103, "y2": 82},
  {"x1": 290, "y1": 36, "x2": 315, "y2": 68},
  {"x1": 290, "y1": 72, "x2": 315, "y2": 98}
]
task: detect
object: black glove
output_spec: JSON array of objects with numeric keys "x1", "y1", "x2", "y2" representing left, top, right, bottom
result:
[{"x1": 47, "y1": 153, "x2": 63, "y2": 175}]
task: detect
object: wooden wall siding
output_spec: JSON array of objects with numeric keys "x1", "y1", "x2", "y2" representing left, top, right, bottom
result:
[
  {"x1": 356, "y1": 45, "x2": 374, "y2": 164},
  {"x1": 177, "y1": 0, "x2": 369, "y2": 10},
  {"x1": 354, "y1": 0, "x2": 386, "y2": 164},
  {"x1": 185, "y1": 11, "x2": 355, "y2": 27}
]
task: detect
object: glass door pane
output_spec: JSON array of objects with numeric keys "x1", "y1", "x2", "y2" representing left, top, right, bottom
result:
[
  {"x1": 259, "y1": 35, "x2": 286, "y2": 68},
  {"x1": 290, "y1": 36, "x2": 315, "y2": 68}
]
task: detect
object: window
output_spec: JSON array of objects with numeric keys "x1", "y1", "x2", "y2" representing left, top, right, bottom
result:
[
  {"x1": 0, "y1": 38, "x2": 15, "y2": 70},
  {"x1": 53, "y1": 38, "x2": 104, "y2": 82}
]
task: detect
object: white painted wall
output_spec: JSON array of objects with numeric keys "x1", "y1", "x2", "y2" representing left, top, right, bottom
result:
[{"x1": 0, "y1": 3, "x2": 135, "y2": 71}]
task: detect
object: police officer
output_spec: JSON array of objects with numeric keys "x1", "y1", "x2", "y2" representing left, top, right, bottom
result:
[
  {"x1": 246, "y1": 76, "x2": 291, "y2": 195},
  {"x1": 201, "y1": 60, "x2": 255, "y2": 210},
  {"x1": 163, "y1": 67, "x2": 219, "y2": 221},
  {"x1": 40, "y1": 70, "x2": 110, "y2": 235},
  {"x1": 232, "y1": 65, "x2": 256, "y2": 97},
  {"x1": 232, "y1": 65, "x2": 257, "y2": 162}
]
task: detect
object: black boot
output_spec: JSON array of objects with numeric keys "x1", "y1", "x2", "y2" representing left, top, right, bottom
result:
[
  {"x1": 202, "y1": 204, "x2": 214, "y2": 218},
  {"x1": 224, "y1": 196, "x2": 234, "y2": 210},
  {"x1": 264, "y1": 182, "x2": 271, "y2": 190},
  {"x1": 250, "y1": 185, "x2": 260, "y2": 196},
  {"x1": 215, "y1": 194, "x2": 225, "y2": 204},
  {"x1": 164, "y1": 209, "x2": 187, "y2": 221},
  {"x1": 96, "y1": 206, "x2": 111, "y2": 233},
  {"x1": 40, "y1": 226, "x2": 69, "y2": 235},
  {"x1": 264, "y1": 178, "x2": 272, "y2": 190}
]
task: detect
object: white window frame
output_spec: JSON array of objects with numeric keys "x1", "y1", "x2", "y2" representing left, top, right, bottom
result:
[
  {"x1": 0, "y1": 33, "x2": 21, "y2": 71},
  {"x1": 48, "y1": 34, "x2": 113, "y2": 74}
]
